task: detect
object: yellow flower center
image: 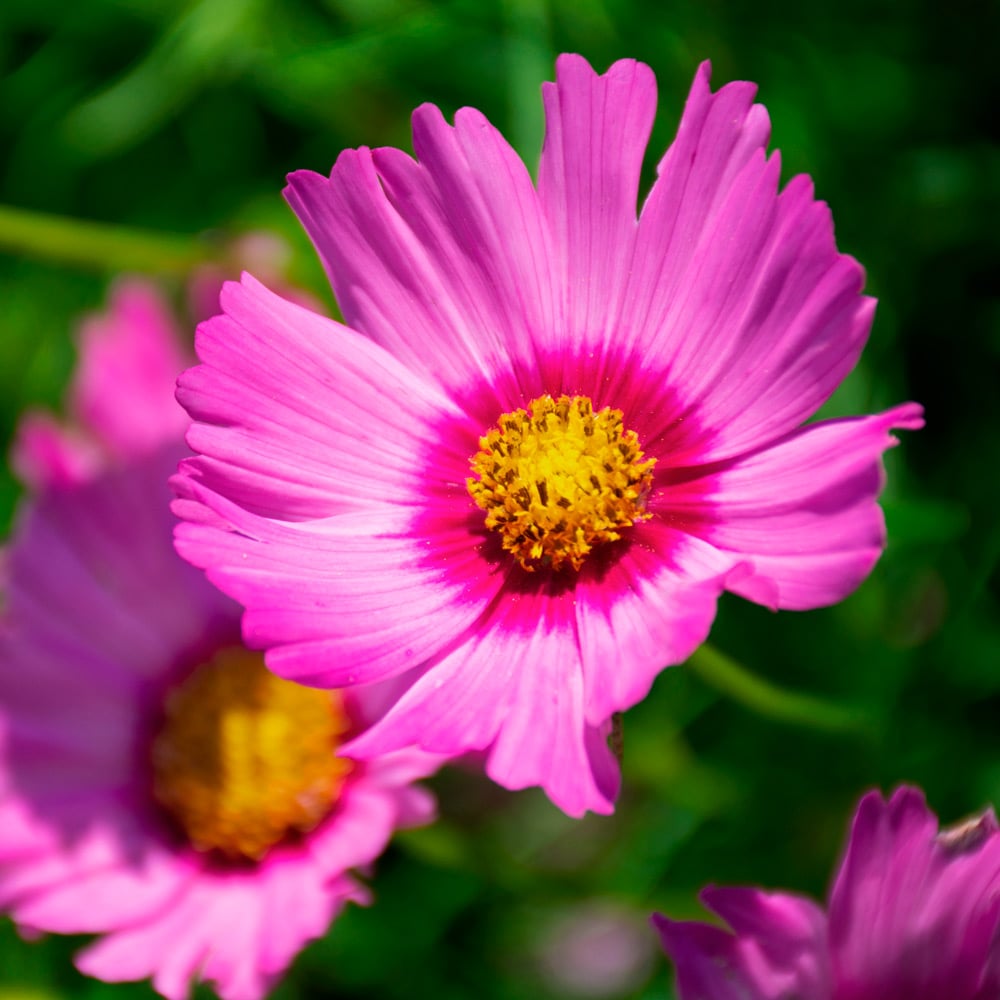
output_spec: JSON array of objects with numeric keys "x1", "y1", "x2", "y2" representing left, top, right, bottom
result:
[
  {"x1": 152, "y1": 648, "x2": 352, "y2": 861},
  {"x1": 467, "y1": 394, "x2": 656, "y2": 572}
]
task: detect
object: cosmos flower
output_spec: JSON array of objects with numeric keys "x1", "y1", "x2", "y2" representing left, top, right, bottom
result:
[
  {"x1": 0, "y1": 282, "x2": 441, "y2": 1000},
  {"x1": 172, "y1": 55, "x2": 922, "y2": 817},
  {"x1": 11, "y1": 279, "x2": 190, "y2": 488},
  {"x1": 653, "y1": 786, "x2": 1000, "y2": 999}
]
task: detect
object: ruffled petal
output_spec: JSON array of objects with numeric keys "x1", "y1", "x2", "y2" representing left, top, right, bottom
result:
[
  {"x1": 0, "y1": 788, "x2": 183, "y2": 932},
  {"x1": 250, "y1": 862, "x2": 363, "y2": 988},
  {"x1": 75, "y1": 877, "x2": 233, "y2": 1000},
  {"x1": 653, "y1": 888, "x2": 829, "y2": 1000},
  {"x1": 668, "y1": 403, "x2": 924, "y2": 610},
  {"x1": 173, "y1": 495, "x2": 507, "y2": 689},
  {"x1": 344, "y1": 584, "x2": 617, "y2": 817},
  {"x1": 75, "y1": 853, "x2": 366, "y2": 1000},
  {"x1": 624, "y1": 63, "x2": 872, "y2": 459},
  {"x1": 575, "y1": 526, "x2": 739, "y2": 724},
  {"x1": 71, "y1": 751, "x2": 427, "y2": 1000},
  {"x1": 176, "y1": 274, "x2": 473, "y2": 520},
  {"x1": 536, "y1": 54, "x2": 656, "y2": 352},
  {"x1": 285, "y1": 101, "x2": 557, "y2": 396},
  {"x1": 828, "y1": 787, "x2": 1000, "y2": 1000}
]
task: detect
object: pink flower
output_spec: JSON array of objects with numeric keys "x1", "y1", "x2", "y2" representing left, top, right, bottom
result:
[
  {"x1": 0, "y1": 283, "x2": 441, "y2": 1000},
  {"x1": 172, "y1": 55, "x2": 922, "y2": 818},
  {"x1": 11, "y1": 278, "x2": 189, "y2": 488},
  {"x1": 653, "y1": 786, "x2": 1000, "y2": 999}
]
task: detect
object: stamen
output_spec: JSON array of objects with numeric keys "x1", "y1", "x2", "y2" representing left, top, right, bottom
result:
[
  {"x1": 467, "y1": 394, "x2": 655, "y2": 571},
  {"x1": 152, "y1": 648, "x2": 352, "y2": 861}
]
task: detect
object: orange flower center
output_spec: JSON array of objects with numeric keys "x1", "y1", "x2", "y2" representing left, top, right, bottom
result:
[
  {"x1": 152, "y1": 648, "x2": 352, "y2": 861},
  {"x1": 467, "y1": 394, "x2": 656, "y2": 572}
]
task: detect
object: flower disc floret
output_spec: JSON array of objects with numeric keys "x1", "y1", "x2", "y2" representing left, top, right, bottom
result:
[
  {"x1": 467, "y1": 394, "x2": 656, "y2": 572},
  {"x1": 152, "y1": 647, "x2": 352, "y2": 860}
]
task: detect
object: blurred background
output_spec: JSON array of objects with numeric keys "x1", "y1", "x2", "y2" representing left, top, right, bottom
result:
[{"x1": 0, "y1": 0, "x2": 997, "y2": 997}]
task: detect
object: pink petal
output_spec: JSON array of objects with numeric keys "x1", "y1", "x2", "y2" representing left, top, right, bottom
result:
[
  {"x1": 285, "y1": 102, "x2": 557, "y2": 395},
  {"x1": 669, "y1": 403, "x2": 924, "y2": 610},
  {"x1": 10, "y1": 847, "x2": 183, "y2": 935},
  {"x1": 306, "y1": 786, "x2": 398, "y2": 875},
  {"x1": 344, "y1": 585, "x2": 618, "y2": 817},
  {"x1": 621, "y1": 61, "x2": 769, "y2": 358},
  {"x1": 6, "y1": 445, "x2": 236, "y2": 685},
  {"x1": 252, "y1": 859, "x2": 362, "y2": 980},
  {"x1": 703, "y1": 887, "x2": 831, "y2": 995},
  {"x1": 76, "y1": 880, "x2": 221, "y2": 1000},
  {"x1": 653, "y1": 888, "x2": 829, "y2": 1000},
  {"x1": 575, "y1": 526, "x2": 740, "y2": 724},
  {"x1": 69, "y1": 278, "x2": 190, "y2": 458},
  {"x1": 9, "y1": 411, "x2": 104, "y2": 489},
  {"x1": 176, "y1": 274, "x2": 475, "y2": 520},
  {"x1": 0, "y1": 810, "x2": 182, "y2": 933},
  {"x1": 624, "y1": 63, "x2": 872, "y2": 459},
  {"x1": 536, "y1": 54, "x2": 657, "y2": 349},
  {"x1": 828, "y1": 787, "x2": 1000, "y2": 999},
  {"x1": 173, "y1": 499, "x2": 507, "y2": 689},
  {"x1": 74, "y1": 814, "x2": 374, "y2": 1000},
  {"x1": 300, "y1": 742, "x2": 440, "y2": 879},
  {"x1": 653, "y1": 914, "x2": 764, "y2": 1000}
]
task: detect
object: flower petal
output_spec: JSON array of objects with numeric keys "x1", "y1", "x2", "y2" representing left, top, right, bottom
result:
[
  {"x1": 9, "y1": 412, "x2": 104, "y2": 489},
  {"x1": 0, "y1": 803, "x2": 182, "y2": 934},
  {"x1": 669, "y1": 403, "x2": 924, "y2": 610},
  {"x1": 285, "y1": 100, "x2": 557, "y2": 396},
  {"x1": 70, "y1": 279, "x2": 189, "y2": 448},
  {"x1": 625, "y1": 63, "x2": 872, "y2": 459},
  {"x1": 5, "y1": 445, "x2": 235, "y2": 686},
  {"x1": 828, "y1": 787, "x2": 1000, "y2": 1000},
  {"x1": 173, "y1": 495, "x2": 507, "y2": 689},
  {"x1": 653, "y1": 914, "x2": 763, "y2": 1000},
  {"x1": 75, "y1": 853, "x2": 367, "y2": 1000},
  {"x1": 653, "y1": 888, "x2": 829, "y2": 1000},
  {"x1": 574, "y1": 526, "x2": 739, "y2": 724},
  {"x1": 536, "y1": 54, "x2": 656, "y2": 348},
  {"x1": 343, "y1": 584, "x2": 618, "y2": 816},
  {"x1": 176, "y1": 274, "x2": 472, "y2": 520}
]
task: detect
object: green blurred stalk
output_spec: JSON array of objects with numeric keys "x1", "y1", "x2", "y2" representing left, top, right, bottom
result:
[
  {"x1": 0, "y1": 204, "x2": 217, "y2": 275},
  {"x1": 687, "y1": 642, "x2": 870, "y2": 735}
]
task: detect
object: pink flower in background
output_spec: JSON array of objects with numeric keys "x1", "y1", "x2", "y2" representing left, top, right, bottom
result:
[
  {"x1": 653, "y1": 786, "x2": 1000, "y2": 999},
  {"x1": 0, "y1": 284, "x2": 441, "y2": 1000},
  {"x1": 172, "y1": 54, "x2": 922, "y2": 817},
  {"x1": 11, "y1": 279, "x2": 189, "y2": 488}
]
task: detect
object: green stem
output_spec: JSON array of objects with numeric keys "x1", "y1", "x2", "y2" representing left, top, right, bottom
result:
[
  {"x1": 0, "y1": 203, "x2": 219, "y2": 275},
  {"x1": 686, "y1": 642, "x2": 870, "y2": 735}
]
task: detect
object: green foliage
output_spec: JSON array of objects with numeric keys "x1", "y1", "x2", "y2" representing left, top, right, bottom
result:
[{"x1": 0, "y1": 1, "x2": 997, "y2": 998}]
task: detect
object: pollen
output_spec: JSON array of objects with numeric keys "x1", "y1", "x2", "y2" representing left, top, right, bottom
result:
[
  {"x1": 467, "y1": 394, "x2": 656, "y2": 572},
  {"x1": 152, "y1": 648, "x2": 352, "y2": 861}
]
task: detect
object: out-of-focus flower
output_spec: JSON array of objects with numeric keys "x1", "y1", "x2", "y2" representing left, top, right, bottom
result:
[
  {"x1": 187, "y1": 232, "x2": 324, "y2": 325},
  {"x1": 0, "y1": 281, "x2": 441, "y2": 1000},
  {"x1": 536, "y1": 901, "x2": 658, "y2": 998},
  {"x1": 11, "y1": 279, "x2": 189, "y2": 488},
  {"x1": 653, "y1": 786, "x2": 1000, "y2": 999},
  {"x1": 172, "y1": 54, "x2": 922, "y2": 817}
]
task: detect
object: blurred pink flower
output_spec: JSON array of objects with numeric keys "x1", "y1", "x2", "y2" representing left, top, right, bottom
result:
[
  {"x1": 172, "y1": 55, "x2": 922, "y2": 817},
  {"x1": 654, "y1": 786, "x2": 1000, "y2": 999},
  {"x1": 0, "y1": 281, "x2": 441, "y2": 1000},
  {"x1": 11, "y1": 278, "x2": 189, "y2": 488}
]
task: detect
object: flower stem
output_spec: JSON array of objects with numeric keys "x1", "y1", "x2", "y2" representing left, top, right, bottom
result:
[
  {"x1": 686, "y1": 642, "x2": 871, "y2": 735},
  {"x1": 0, "y1": 203, "x2": 218, "y2": 275}
]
